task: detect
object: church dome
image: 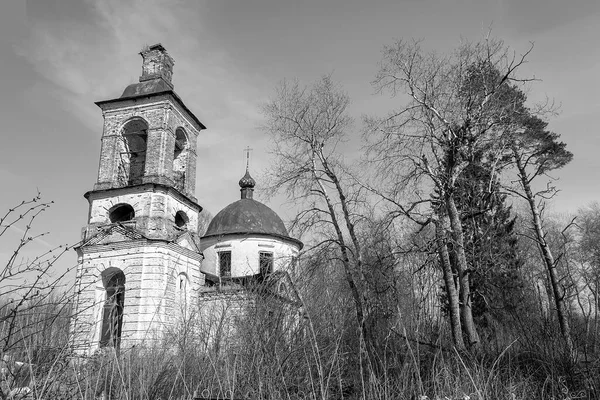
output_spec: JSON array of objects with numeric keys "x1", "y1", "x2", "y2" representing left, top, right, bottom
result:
[
  {"x1": 202, "y1": 167, "x2": 302, "y2": 248},
  {"x1": 203, "y1": 198, "x2": 289, "y2": 239}
]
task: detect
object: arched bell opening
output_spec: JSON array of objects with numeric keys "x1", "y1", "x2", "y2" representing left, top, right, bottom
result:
[
  {"x1": 119, "y1": 118, "x2": 149, "y2": 186},
  {"x1": 173, "y1": 127, "x2": 188, "y2": 192},
  {"x1": 100, "y1": 268, "x2": 126, "y2": 349}
]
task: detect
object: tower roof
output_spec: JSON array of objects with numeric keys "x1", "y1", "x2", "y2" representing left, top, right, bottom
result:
[
  {"x1": 94, "y1": 44, "x2": 206, "y2": 130},
  {"x1": 120, "y1": 79, "x2": 173, "y2": 98}
]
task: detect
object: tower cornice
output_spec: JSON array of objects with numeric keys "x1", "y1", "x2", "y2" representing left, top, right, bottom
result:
[{"x1": 95, "y1": 90, "x2": 206, "y2": 131}]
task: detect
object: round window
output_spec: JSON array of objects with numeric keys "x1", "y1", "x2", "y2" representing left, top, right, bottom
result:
[
  {"x1": 175, "y1": 211, "x2": 189, "y2": 228},
  {"x1": 109, "y1": 204, "x2": 135, "y2": 223}
]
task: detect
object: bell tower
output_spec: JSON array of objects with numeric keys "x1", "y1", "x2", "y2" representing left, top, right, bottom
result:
[{"x1": 71, "y1": 44, "x2": 206, "y2": 354}]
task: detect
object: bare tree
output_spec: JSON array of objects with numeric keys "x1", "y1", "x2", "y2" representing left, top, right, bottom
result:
[
  {"x1": 261, "y1": 75, "x2": 379, "y2": 368},
  {"x1": 573, "y1": 203, "x2": 600, "y2": 355},
  {"x1": 0, "y1": 193, "x2": 75, "y2": 398},
  {"x1": 365, "y1": 37, "x2": 536, "y2": 351}
]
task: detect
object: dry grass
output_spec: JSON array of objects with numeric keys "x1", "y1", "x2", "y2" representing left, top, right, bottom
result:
[{"x1": 2, "y1": 291, "x2": 598, "y2": 400}]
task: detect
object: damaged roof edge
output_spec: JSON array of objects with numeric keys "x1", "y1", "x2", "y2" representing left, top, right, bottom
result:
[{"x1": 95, "y1": 89, "x2": 207, "y2": 131}]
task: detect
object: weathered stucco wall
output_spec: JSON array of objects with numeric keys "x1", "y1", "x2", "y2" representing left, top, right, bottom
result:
[
  {"x1": 86, "y1": 187, "x2": 201, "y2": 239},
  {"x1": 71, "y1": 240, "x2": 203, "y2": 355},
  {"x1": 201, "y1": 235, "x2": 300, "y2": 278}
]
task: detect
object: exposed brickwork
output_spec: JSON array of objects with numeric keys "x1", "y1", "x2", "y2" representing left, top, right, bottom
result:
[
  {"x1": 94, "y1": 96, "x2": 201, "y2": 201},
  {"x1": 139, "y1": 44, "x2": 174, "y2": 86}
]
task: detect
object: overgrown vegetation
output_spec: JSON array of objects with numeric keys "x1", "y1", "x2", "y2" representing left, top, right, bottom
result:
[{"x1": 2, "y1": 35, "x2": 600, "y2": 399}]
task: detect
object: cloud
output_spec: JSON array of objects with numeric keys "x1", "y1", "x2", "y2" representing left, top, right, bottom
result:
[
  {"x1": 15, "y1": 0, "x2": 273, "y2": 214},
  {"x1": 17, "y1": 0, "x2": 265, "y2": 138}
]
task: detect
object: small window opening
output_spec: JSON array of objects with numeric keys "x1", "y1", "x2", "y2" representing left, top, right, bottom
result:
[
  {"x1": 259, "y1": 252, "x2": 274, "y2": 277},
  {"x1": 177, "y1": 273, "x2": 188, "y2": 295},
  {"x1": 174, "y1": 211, "x2": 189, "y2": 228},
  {"x1": 109, "y1": 204, "x2": 135, "y2": 223},
  {"x1": 219, "y1": 251, "x2": 232, "y2": 277},
  {"x1": 100, "y1": 270, "x2": 125, "y2": 349}
]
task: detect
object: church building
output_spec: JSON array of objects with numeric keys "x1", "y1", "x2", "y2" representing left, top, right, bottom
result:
[{"x1": 70, "y1": 44, "x2": 302, "y2": 354}]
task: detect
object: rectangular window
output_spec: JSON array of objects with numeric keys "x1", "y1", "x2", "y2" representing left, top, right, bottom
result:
[
  {"x1": 219, "y1": 251, "x2": 232, "y2": 277},
  {"x1": 259, "y1": 252, "x2": 273, "y2": 276}
]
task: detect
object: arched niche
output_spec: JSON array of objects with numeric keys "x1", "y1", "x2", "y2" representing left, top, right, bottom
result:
[
  {"x1": 118, "y1": 118, "x2": 149, "y2": 186},
  {"x1": 100, "y1": 268, "x2": 126, "y2": 349},
  {"x1": 175, "y1": 272, "x2": 190, "y2": 315},
  {"x1": 176, "y1": 272, "x2": 189, "y2": 296},
  {"x1": 108, "y1": 203, "x2": 135, "y2": 223},
  {"x1": 172, "y1": 127, "x2": 188, "y2": 191}
]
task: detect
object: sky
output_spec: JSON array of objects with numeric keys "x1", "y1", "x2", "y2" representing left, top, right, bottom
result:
[{"x1": 0, "y1": 0, "x2": 598, "y2": 279}]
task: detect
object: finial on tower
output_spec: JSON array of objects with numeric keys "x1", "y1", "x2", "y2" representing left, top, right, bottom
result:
[
  {"x1": 239, "y1": 146, "x2": 255, "y2": 199},
  {"x1": 139, "y1": 43, "x2": 174, "y2": 88}
]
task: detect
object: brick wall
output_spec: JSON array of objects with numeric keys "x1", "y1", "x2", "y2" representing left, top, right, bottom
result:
[{"x1": 95, "y1": 95, "x2": 201, "y2": 201}]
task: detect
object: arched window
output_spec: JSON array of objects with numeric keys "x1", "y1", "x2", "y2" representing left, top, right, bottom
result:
[
  {"x1": 108, "y1": 204, "x2": 135, "y2": 223},
  {"x1": 174, "y1": 211, "x2": 189, "y2": 228},
  {"x1": 118, "y1": 118, "x2": 148, "y2": 186},
  {"x1": 177, "y1": 273, "x2": 189, "y2": 297},
  {"x1": 100, "y1": 269, "x2": 125, "y2": 349},
  {"x1": 173, "y1": 127, "x2": 188, "y2": 191},
  {"x1": 176, "y1": 272, "x2": 190, "y2": 314}
]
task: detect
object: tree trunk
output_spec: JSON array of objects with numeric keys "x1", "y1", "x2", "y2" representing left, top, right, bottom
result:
[
  {"x1": 311, "y1": 156, "x2": 374, "y2": 371},
  {"x1": 318, "y1": 152, "x2": 380, "y2": 368},
  {"x1": 445, "y1": 194, "x2": 481, "y2": 350},
  {"x1": 514, "y1": 149, "x2": 574, "y2": 357},
  {"x1": 435, "y1": 215, "x2": 465, "y2": 351},
  {"x1": 594, "y1": 281, "x2": 599, "y2": 354}
]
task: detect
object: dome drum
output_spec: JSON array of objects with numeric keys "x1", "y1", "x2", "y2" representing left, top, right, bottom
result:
[{"x1": 200, "y1": 167, "x2": 302, "y2": 281}]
